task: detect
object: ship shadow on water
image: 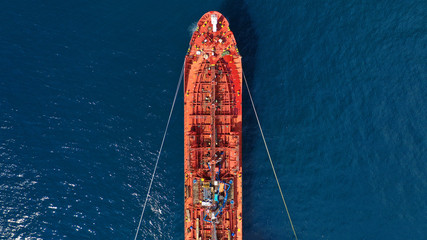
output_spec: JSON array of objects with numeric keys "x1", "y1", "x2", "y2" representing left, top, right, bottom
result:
[{"x1": 220, "y1": 1, "x2": 265, "y2": 239}]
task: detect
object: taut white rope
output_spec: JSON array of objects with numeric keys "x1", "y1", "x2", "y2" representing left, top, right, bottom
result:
[
  {"x1": 133, "y1": 63, "x2": 184, "y2": 240},
  {"x1": 243, "y1": 72, "x2": 299, "y2": 240}
]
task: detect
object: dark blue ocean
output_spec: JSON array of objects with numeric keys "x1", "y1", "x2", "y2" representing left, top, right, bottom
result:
[{"x1": 1, "y1": 0, "x2": 426, "y2": 239}]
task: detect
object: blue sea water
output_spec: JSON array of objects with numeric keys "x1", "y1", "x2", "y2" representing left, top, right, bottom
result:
[{"x1": 0, "y1": 0, "x2": 426, "y2": 239}]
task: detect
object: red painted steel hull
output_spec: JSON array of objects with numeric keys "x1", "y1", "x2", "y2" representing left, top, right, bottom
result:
[{"x1": 184, "y1": 11, "x2": 243, "y2": 240}]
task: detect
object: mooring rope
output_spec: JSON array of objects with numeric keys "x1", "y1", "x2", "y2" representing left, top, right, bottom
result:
[
  {"x1": 133, "y1": 63, "x2": 184, "y2": 240},
  {"x1": 243, "y1": 72, "x2": 299, "y2": 240}
]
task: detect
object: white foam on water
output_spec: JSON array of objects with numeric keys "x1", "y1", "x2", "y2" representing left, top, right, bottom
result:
[{"x1": 188, "y1": 22, "x2": 198, "y2": 36}]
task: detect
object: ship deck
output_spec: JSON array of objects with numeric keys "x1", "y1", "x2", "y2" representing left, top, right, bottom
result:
[{"x1": 184, "y1": 11, "x2": 243, "y2": 240}]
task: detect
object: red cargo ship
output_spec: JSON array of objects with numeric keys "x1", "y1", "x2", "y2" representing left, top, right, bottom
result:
[{"x1": 184, "y1": 11, "x2": 243, "y2": 240}]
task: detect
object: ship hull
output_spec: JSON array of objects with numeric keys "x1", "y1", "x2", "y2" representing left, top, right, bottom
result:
[{"x1": 184, "y1": 11, "x2": 243, "y2": 240}]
